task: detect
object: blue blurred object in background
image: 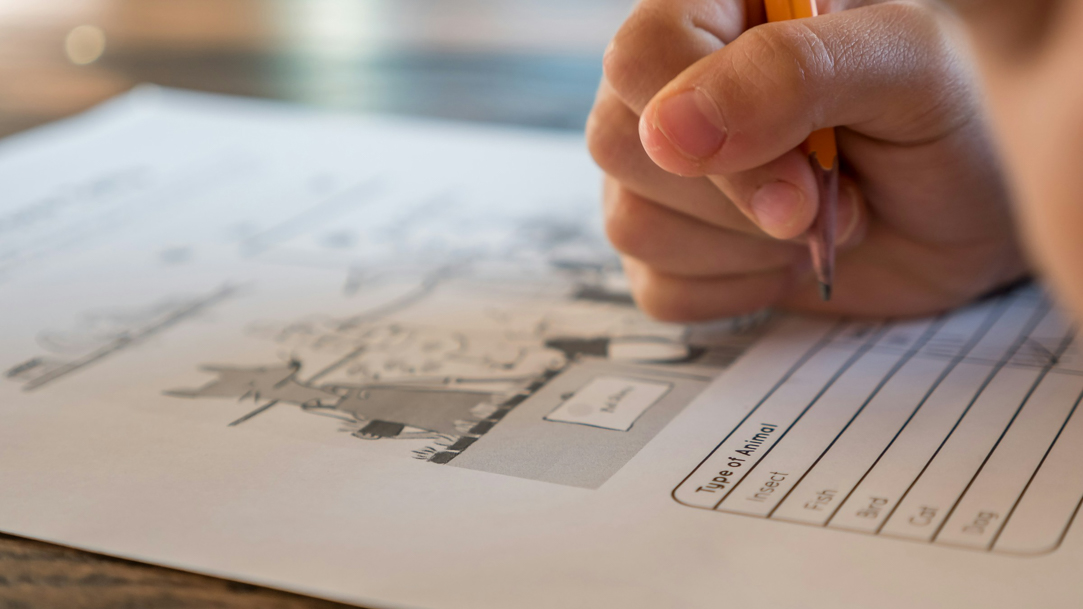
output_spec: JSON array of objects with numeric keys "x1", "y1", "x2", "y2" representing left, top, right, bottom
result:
[{"x1": 0, "y1": 0, "x2": 636, "y2": 134}]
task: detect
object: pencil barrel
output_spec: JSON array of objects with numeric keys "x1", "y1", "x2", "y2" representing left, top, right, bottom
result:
[{"x1": 808, "y1": 152, "x2": 838, "y2": 293}]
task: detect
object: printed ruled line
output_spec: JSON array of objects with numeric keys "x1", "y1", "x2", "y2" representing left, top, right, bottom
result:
[
  {"x1": 989, "y1": 385, "x2": 1083, "y2": 552},
  {"x1": 671, "y1": 288, "x2": 1083, "y2": 555},
  {"x1": 669, "y1": 321, "x2": 845, "y2": 506},
  {"x1": 713, "y1": 324, "x2": 891, "y2": 511},
  {"x1": 874, "y1": 298, "x2": 1053, "y2": 536},
  {"x1": 766, "y1": 316, "x2": 948, "y2": 519},
  {"x1": 930, "y1": 331, "x2": 1076, "y2": 544},
  {"x1": 821, "y1": 297, "x2": 1013, "y2": 528}
]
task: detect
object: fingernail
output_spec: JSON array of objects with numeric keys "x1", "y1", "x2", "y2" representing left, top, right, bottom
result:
[
  {"x1": 653, "y1": 88, "x2": 727, "y2": 159},
  {"x1": 750, "y1": 181, "x2": 805, "y2": 238}
]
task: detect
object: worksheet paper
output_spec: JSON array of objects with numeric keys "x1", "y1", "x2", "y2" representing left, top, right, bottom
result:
[{"x1": 2, "y1": 88, "x2": 1082, "y2": 609}]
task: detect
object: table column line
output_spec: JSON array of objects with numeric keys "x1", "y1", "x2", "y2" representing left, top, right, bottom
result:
[
  {"x1": 988, "y1": 383, "x2": 1083, "y2": 551},
  {"x1": 714, "y1": 324, "x2": 891, "y2": 511},
  {"x1": 821, "y1": 297, "x2": 1013, "y2": 528},
  {"x1": 930, "y1": 331, "x2": 1077, "y2": 544},
  {"x1": 765, "y1": 316, "x2": 948, "y2": 519},
  {"x1": 670, "y1": 320, "x2": 846, "y2": 505},
  {"x1": 873, "y1": 298, "x2": 1052, "y2": 535}
]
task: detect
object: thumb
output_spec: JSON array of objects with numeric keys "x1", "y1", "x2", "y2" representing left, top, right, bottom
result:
[{"x1": 638, "y1": 1, "x2": 973, "y2": 176}]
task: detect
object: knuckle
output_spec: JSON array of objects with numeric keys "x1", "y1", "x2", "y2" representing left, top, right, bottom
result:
[
  {"x1": 881, "y1": 1, "x2": 936, "y2": 30},
  {"x1": 602, "y1": 3, "x2": 680, "y2": 102},
  {"x1": 741, "y1": 22, "x2": 833, "y2": 103},
  {"x1": 628, "y1": 270, "x2": 666, "y2": 320},
  {"x1": 888, "y1": 3, "x2": 969, "y2": 89},
  {"x1": 871, "y1": 1, "x2": 976, "y2": 137},
  {"x1": 585, "y1": 102, "x2": 636, "y2": 177},
  {"x1": 632, "y1": 273, "x2": 696, "y2": 323},
  {"x1": 873, "y1": 2, "x2": 945, "y2": 64},
  {"x1": 601, "y1": 38, "x2": 639, "y2": 103},
  {"x1": 603, "y1": 191, "x2": 655, "y2": 258}
]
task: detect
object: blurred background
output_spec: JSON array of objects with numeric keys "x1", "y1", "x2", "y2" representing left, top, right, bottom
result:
[
  {"x1": 0, "y1": 2, "x2": 637, "y2": 606},
  {"x1": 0, "y1": 0, "x2": 639, "y2": 138}
]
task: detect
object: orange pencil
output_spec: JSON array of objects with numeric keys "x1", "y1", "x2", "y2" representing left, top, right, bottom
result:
[{"x1": 764, "y1": 0, "x2": 839, "y2": 301}]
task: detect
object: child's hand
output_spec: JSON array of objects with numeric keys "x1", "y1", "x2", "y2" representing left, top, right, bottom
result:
[
  {"x1": 943, "y1": 0, "x2": 1083, "y2": 320},
  {"x1": 587, "y1": 0, "x2": 1028, "y2": 320}
]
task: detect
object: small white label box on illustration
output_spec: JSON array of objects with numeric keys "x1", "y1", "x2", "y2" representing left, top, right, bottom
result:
[{"x1": 544, "y1": 376, "x2": 671, "y2": 432}]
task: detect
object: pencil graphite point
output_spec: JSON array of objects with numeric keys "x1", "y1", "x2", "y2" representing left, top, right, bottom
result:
[{"x1": 819, "y1": 282, "x2": 832, "y2": 302}]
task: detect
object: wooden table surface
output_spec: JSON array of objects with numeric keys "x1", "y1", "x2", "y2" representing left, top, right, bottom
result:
[
  {"x1": 0, "y1": 0, "x2": 630, "y2": 606},
  {"x1": 0, "y1": 533, "x2": 354, "y2": 608}
]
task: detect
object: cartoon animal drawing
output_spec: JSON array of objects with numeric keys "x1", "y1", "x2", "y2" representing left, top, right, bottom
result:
[
  {"x1": 165, "y1": 361, "x2": 338, "y2": 407},
  {"x1": 166, "y1": 361, "x2": 504, "y2": 443},
  {"x1": 307, "y1": 384, "x2": 502, "y2": 440},
  {"x1": 165, "y1": 319, "x2": 726, "y2": 445},
  {"x1": 162, "y1": 289, "x2": 765, "y2": 465}
]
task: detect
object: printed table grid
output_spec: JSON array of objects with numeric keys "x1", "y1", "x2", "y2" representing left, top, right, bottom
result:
[{"x1": 674, "y1": 287, "x2": 1083, "y2": 555}]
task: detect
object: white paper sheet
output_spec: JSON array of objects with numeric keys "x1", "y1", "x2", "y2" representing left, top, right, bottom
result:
[{"x1": 2, "y1": 88, "x2": 1082, "y2": 609}]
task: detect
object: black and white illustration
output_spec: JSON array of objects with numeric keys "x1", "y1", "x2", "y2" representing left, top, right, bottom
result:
[
  {"x1": 1, "y1": 93, "x2": 769, "y2": 489},
  {"x1": 3, "y1": 180, "x2": 768, "y2": 488},
  {"x1": 165, "y1": 270, "x2": 768, "y2": 488}
]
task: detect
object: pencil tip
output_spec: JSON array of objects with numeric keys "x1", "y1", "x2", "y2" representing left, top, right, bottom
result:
[{"x1": 819, "y1": 282, "x2": 832, "y2": 302}]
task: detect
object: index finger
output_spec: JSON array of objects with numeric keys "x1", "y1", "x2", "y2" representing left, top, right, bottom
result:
[
  {"x1": 603, "y1": 0, "x2": 765, "y2": 114},
  {"x1": 639, "y1": 1, "x2": 976, "y2": 176},
  {"x1": 602, "y1": 0, "x2": 877, "y2": 115}
]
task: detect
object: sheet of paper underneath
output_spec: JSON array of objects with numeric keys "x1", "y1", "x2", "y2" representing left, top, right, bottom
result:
[{"x1": 1, "y1": 88, "x2": 1081, "y2": 609}]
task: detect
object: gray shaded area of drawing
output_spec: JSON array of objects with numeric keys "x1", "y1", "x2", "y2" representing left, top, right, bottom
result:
[
  {"x1": 335, "y1": 386, "x2": 496, "y2": 437},
  {"x1": 166, "y1": 363, "x2": 497, "y2": 437},
  {"x1": 165, "y1": 363, "x2": 338, "y2": 406},
  {"x1": 449, "y1": 359, "x2": 710, "y2": 488}
]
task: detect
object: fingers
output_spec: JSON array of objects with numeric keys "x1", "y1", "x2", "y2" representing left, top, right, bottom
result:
[
  {"x1": 640, "y1": 1, "x2": 976, "y2": 176},
  {"x1": 589, "y1": 80, "x2": 869, "y2": 305},
  {"x1": 602, "y1": 179, "x2": 806, "y2": 276},
  {"x1": 596, "y1": 0, "x2": 899, "y2": 242},
  {"x1": 781, "y1": 222, "x2": 1030, "y2": 317},
  {"x1": 708, "y1": 163, "x2": 868, "y2": 241},
  {"x1": 603, "y1": 0, "x2": 882, "y2": 114},
  {"x1": 603, "y1": 0, "x2": 761, "y2": 114},
  {"x1": 707, "y1": 149, "x2": 824, "y2": 239},
  {"x1": 592, "y1": 0, "x2": 901, "y2": 323},
  {"x1": 622, "y1": 257, "x2": 794, "y2": 322},
  {"x1": 587, "y1": 81, "x2": 761, "y2": 234}
]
